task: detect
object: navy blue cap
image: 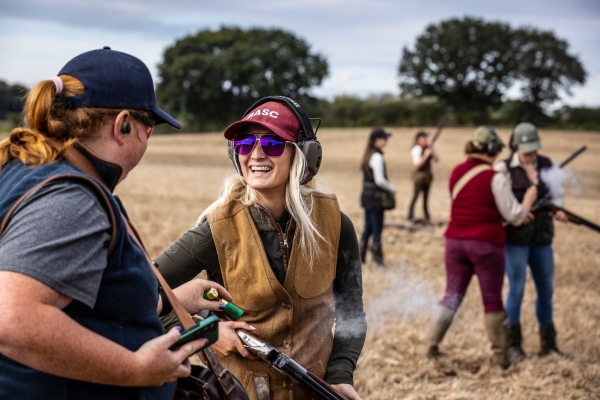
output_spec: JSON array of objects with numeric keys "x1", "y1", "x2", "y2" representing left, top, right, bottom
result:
[{"x1": 58, "y1": 46, "x2": 181, "y2": 129}]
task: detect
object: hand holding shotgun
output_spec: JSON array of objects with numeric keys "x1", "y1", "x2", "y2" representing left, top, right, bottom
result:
[{"x1": 237, "y1": 330, "x2": 352, "y2": 400}]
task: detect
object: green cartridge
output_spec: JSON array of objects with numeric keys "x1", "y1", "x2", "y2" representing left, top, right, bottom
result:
[{"x1": 204, "y1": 288, "x2": 244, "y2": 319}]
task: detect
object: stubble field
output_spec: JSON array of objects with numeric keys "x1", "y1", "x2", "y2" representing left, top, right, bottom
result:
[{"x1": 118, "y1": 127, "x2": 600, "y2": 399}]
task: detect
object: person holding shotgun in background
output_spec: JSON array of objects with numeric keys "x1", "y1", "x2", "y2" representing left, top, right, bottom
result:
[
  {"x1": 424, "y1": 126, "x2": 537, "y2": 368},
  {"x1": 407, "y1": 131, "x2": 438, "y2": 222},
  {"x1": 155, "y1": 96, "x2": 366, "y2": 399},
  {"x1": 407, "y1": 107, "x2": 451, "y2": 223},
  {"x1": 0, "y1": 47, "x2": 230, "y2": 399},
  {"x1": 495, "y1": 122, "x2": 568, "y2": 363}
]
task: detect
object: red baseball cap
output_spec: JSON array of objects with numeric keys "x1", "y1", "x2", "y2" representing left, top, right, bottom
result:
[{"x1": 223, "y1": 101, "x2": 301, "y2": 142}]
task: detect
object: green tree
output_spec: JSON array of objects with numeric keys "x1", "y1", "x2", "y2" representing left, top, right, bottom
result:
[
  {"x1": 399, "y1": 17, "x2": 517, "y2": 124},
  {"x1": 0, "y1": 80, "x2": 26, "y2": 120},
  {"x1": 398, "y1": 17, "x2": 586, "y2": 124},
  {"x1": 157, "y1": 26, "x2": 328, "y2": 131},
  {"x1": 512, "y1": 27, "x2": 586, "y2": 114}
]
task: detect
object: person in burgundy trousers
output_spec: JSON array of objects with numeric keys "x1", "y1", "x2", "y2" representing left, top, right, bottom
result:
[{"x1": 423, "y1": 126, "x2": 538, "y2": 368}]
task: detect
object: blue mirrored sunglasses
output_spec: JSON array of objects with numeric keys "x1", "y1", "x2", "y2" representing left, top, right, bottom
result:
[{"x1": 233, "y1": 134, "x2": 289, "y2": 157}]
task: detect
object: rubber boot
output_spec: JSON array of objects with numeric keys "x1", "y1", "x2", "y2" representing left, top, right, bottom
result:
[
  {"x1": 507, "y1": 322, "x2": 528, "y2": 364},
  {"x1": 484, "y1": 311, "x2": 510, "y2": 368},
  {"x1": 539, "y1": 322, "x2": 562, "y2": 357},
  {"x1": 359, "y1": 240, "x2": 368, "y2": 264},
  {"x1": 371, "y1": 242, "x2": 384, "y2": 266},
  {"x1": 423, "y1": 305, "x2": 455, "y2": 359}
]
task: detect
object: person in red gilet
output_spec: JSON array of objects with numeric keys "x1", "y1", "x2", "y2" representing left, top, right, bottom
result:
[{"x1": 423, "y1": 126, "x2": 537, "y2": 368}]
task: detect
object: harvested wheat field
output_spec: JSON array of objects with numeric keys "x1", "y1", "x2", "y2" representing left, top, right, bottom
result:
[{"x1": 116, "y1": 127, "x2": 600, "y2": 399}]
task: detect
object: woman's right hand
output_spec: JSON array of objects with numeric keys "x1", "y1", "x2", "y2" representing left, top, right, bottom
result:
[
  {"x1": 522, "y1": 185, "x2": 538, "y2": 210},
  {"x1": 130, "y1": 327, "x2": 208, "y2": 387},
  {"x1": 172, "y1": 279, "x2": 233, "y2": 315},
  {"x1": 211, "y1": 321, "x2": 258, "y2": 360}
]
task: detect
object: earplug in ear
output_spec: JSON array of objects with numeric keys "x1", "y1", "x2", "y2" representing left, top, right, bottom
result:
[{"x1": 120, "y1": 121, "x2": 131, "y2": 134}]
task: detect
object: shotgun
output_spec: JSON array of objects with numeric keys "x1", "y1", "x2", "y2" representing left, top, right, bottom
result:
[
  {"x1": 539, "y1": 202, "x2": 600, "y2": 234},
  {"x1": 237, "y1": 331, "x2": 350, "y2": 400},
  {"x1": 430, "y1": 106, "x2": 453, "y2": 145}
]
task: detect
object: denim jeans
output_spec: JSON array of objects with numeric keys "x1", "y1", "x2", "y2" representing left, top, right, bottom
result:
[
  {"x1": 505, "y1": 244, "x2": 555, "y2": 327},
  {"x1": 360, "y1": 208, "x2": 384, "y2": 245}
]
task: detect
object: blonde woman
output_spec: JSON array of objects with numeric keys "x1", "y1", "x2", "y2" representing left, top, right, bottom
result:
[
  {"x1": 0, "y1": 48, "x2": 229, "y2": 399},
  {"x1": 156, "y1": 97, "x2": 367, "y2": 400}
]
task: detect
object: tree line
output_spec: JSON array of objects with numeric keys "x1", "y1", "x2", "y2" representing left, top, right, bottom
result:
[{"x1": 1, "y1": 17, "x2": 599, "y2": 132}]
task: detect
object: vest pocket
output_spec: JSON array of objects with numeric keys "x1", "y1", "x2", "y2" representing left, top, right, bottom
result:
[{"x1": 243, "y1": 371, "x2": 270, "y2": 400}]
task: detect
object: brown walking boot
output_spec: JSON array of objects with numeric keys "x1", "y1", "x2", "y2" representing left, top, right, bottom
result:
[
  {"x1": 423, "y1": 305, "x2": 455, "y2": 359},
  {"x1": 484, "y1": 311, "x2": 510, "y2": 368},
  {"x1": 371, "y1": 242, "x2": 384, "y2": 266},
  {"x1": 507, "y1": 322, "x2": 528, "y2": 364},
  {"x1": 539, "y1": 322, "x2": 562, "y2": 357},
  {"x1": 359, "y1": 240, "x2": 368, "y2": 264}
]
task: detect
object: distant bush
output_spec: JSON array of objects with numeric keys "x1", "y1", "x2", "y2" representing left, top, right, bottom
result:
[
  {"x1": 553, "y1": 106, "x2": 600, "y2": 131},
  {"x1": 318, "y1": 94, "x2": 449, "y2": 127}
]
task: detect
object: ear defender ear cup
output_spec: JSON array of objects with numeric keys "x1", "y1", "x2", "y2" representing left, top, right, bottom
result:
[
  {"x1": 300, "y1": 140, "x2": 322, "y2": 184},
  {"x1": 484, "y1": 126, "x2": 503, "y2": 156},
  {"x1": 232, "y1": 95, "x2": 323, "y2": 185},
  {"x1": 120, "y1": 121, "x2": 131, "y2": 134}
]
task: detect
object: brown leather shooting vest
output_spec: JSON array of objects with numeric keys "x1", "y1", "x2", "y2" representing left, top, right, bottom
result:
[
  {"x1": 206, "y1": 194, "x2": 341, "y2": 400},
  {"x1": 412, "y1": 145, "x2": 433, "y2": 185}
]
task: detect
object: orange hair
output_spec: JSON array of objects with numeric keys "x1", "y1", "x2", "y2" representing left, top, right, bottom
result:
[{"x1": 0, "y1": 75, "x2": 119, "y2": 170}]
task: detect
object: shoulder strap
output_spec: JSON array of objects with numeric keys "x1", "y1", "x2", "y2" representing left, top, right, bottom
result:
[
  {"x1": 451, "y1": 164, "x2": 492, "y2": 201},
  {"x1": 123, "y1": 216, "x2": 238, "y2": 394}
]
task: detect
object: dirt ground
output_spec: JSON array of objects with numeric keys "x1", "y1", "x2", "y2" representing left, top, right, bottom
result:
[{"x1": 115, "y1": 127, "x2": 600, "y2": 399}]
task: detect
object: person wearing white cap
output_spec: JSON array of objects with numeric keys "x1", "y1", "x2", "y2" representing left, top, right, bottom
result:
[{"x1": 495, "y1": 122, "x2": 569, "y2": 363}]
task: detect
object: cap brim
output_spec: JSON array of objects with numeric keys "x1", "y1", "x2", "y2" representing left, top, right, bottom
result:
[
  {"x1": 518, "y1": 140, "x2": 541, "y2": 153},
  {"x1": 223, "y1": 120, "x2": 296, "y2": 142},
  {"x1": 152, "y1": 107, "x2": 182, "y2": 129}
]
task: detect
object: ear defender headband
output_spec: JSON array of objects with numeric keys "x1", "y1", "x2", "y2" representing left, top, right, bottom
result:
[
  {"x1": 228, "y1": 96, "x2": 322, "y2": 185},
  {"x1": 483, "y1": 126, "x2": 503, "y2": 156}
]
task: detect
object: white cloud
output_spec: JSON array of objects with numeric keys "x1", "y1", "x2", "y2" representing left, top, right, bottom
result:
[{"x1": 0, "y1": 0, "x2": 599, "y2": 107}]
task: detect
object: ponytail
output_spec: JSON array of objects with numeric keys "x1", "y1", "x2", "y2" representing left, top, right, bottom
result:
[{"x1": 0, "y1": 75, "x2": 118, "y2": 170}]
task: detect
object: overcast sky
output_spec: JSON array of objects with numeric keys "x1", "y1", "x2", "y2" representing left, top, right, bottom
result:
[{"x1": 1, "y1": 0, "x2": 599, "y2": 108}]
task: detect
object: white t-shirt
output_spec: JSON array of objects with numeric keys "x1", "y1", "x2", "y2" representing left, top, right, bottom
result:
[
  {"x1": 411, "y1": 145, "x2": 424, "y2": 166},
  {"x1": 369, "y1": 152, "x2": 396, "y2": 193}
]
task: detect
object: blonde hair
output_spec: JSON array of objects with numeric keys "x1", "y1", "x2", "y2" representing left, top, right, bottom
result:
[
  {"x1": 198, "y1": 143, "x2": 329, "y2": 267},
  {"x1": 0, "y1": 75, "x2": 120, "y2": 170}
]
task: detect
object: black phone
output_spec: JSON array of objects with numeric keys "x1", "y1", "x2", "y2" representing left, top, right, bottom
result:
[{"x1": 169, "y1": 315, "x2": 219, "y2": 352}]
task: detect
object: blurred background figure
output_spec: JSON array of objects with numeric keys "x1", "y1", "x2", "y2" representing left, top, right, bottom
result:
[
  {"x1": 408, "y1": 131, "x2": 439, "y2": 223},
  {"x1": 424, "y1": 126, "x2": 537, "y2": 368},
  {"x1": 495, "y1": 122, "x2": 569, "y2": 363},
  {"x1": 359, "y1": 127, "x2": 396, "y2": 265}
]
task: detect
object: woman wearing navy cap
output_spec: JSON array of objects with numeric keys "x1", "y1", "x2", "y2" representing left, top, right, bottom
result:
[
  {"x1": 156, "y1": 97, "x2": 367, "y2": 399},
  {"x1": 0, "y1": 48, "x2": 230, "y2": 399}
]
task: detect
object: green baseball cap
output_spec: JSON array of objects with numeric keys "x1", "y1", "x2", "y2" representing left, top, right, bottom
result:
[
  {"x1": 472, "y1": 126, "x2": 505, "y2": 147},
  {"x1": 513, "y1": 122, "x2": 541, "y2": 153}
]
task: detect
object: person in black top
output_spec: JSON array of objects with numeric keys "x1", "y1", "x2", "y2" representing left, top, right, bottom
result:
[
  {"x1": 359, "y1": 127, "x2": 396, "y2": 265},
  {"x1": 495, "y1": 122, "x2": 568, "y2": 363}
]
